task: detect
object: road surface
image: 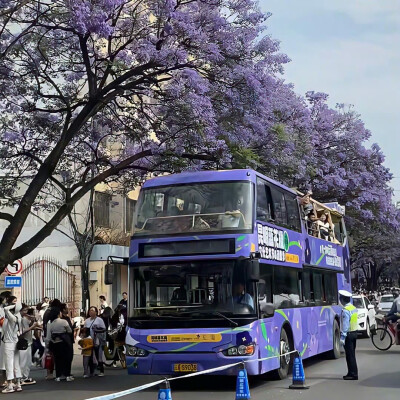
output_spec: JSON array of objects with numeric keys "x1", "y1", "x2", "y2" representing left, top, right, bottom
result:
[{"x1": 5, "y1": 337, "x2": 400, "y2": 400}]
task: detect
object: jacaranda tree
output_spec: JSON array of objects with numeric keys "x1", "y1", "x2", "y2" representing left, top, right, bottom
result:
[
  {"x1": 0, "y1": 0, "x2": 398, "y2": 287},
  {"x1": 0, "y1": 0, "x2": 294, "y2": 271}
]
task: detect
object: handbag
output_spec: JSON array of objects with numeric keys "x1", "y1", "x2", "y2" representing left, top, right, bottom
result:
[
  {"x1": 16, "y1": 320, "x2": 29, "y2": 350},
  {"x1": 16, "y1": 336, "x2": 28, "y2": 350},
  {"x1": 44, "y1": 353, "x2": 54, "y2": 370}
]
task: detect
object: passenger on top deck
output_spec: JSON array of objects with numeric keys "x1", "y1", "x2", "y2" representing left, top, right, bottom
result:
[
  {"x1": 317, "y1": 214, "x2": 332, "y2": 241},
  {"x1": 308, "y1": 213, "x2": 319, "y2": 237},
  {"x1": 299, "y1": 191, "x2": 313, "y2": 217}
]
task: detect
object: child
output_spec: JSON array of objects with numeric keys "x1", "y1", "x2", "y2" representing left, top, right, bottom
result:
[{"x1": 78, "y1": 328, "x2": 94, "y2": 378}]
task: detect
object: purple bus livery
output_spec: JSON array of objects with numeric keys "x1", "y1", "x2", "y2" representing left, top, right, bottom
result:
[{"x1": 110, "y1": 169, "x2": 351, "y2": 378}]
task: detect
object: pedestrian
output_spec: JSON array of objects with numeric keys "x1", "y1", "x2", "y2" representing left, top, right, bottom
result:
[
  {"x1": 45, "y1": 307, "x2": 74, "y2": 382},
  {"x1": 84, "y1": 306, "x2": 106, "y2": 377},
  {"x1": 100, "y1": 307, "x2": 113, "y2": 330},
  {"x1": 119, "y1": 292, "x2": 128, "y2": 322},
  {"x1": 78, "y1": 328, "x2": 94, "y2": 378},
  {"x1": 385, "y1": 290, "x2": 400, "y2": 323},
  {"x1": 42, "y1": 299, "x2": 62, "y2": 380},
  {"x1": 31, "y1": 311, "x2": 44, "y2": 366},
  {"x1": 61, "y1": 303, "x2": 75, "y2": 379},
  {"x1": 0, "y1": 292, "x2": 11, "y2": 386},
  {"x1": 99, "y1": 296, "x2": 108, "y2": 314},
  {"x1": 109, "y1": 305, "x2": 126, "y2": 367},
  {"x1": 339, "y1": 289, "x2": 358, "y2": 380},
  {"x1": 72, "y1": 312, "x2": 83, "y2": 341},
  {"x1": 19, "y1": 305, "x2": 38, "y2": 385},
  {"x1": 0, "y1": 301, "x2": 23, "y2": 393},
  {"x1": 119, "y1": 292, "x2": 128, "y2": 309},
  {"x1": 0, "y1": 293, "x2": 9, "y2": 342}
]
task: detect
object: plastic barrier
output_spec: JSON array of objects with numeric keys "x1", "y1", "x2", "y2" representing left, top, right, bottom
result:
[
  {"x1": 289, "y1": 354, "x2": 309, "y2": 390},
  {"x1": 85, "y1": 350, "x2": 299, "y2": 400},
  {"x1": 235, "y1": 363, "x2": 251, "y2": 400},
  {"x1": 158, "y1": 380, "x2": 173, "y2": 400}
]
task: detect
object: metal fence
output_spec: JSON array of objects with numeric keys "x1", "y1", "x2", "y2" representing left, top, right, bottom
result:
[{"x1": 22, "y1": 257, "x2": 75, "y2": 311}]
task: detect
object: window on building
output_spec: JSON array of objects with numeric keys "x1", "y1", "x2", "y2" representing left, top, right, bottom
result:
[
  {"x1": 94, "y1": 192, "x2": 111, "y2": 228},
  {"x1": 125, "y1": 198, "x2": 137, "y2": 233}
]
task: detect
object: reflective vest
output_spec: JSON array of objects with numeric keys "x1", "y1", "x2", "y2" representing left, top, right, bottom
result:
[{"x1": 344, "y1": 304, "x2": 358, "y2": 332}]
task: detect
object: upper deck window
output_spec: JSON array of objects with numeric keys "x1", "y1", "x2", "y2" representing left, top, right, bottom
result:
[
  {"x1": 134, "y1": 181, "x2": 253, "y2": 236},
  {"x1": 256, "y1": 177, "x2": 301, "y2": 232}
]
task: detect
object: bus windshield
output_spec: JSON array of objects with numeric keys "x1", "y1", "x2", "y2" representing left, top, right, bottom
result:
[
  {"x1": 133, "y1": 181, "x2": 253, "y2": 235},
  {"x1": 130, "y1": 261, "x2": 256, "y2": 321}
]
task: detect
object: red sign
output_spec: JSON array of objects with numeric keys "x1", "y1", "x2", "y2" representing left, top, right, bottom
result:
[{"x1": 6, "y1": 259, "x2": 23, "y2": 275}]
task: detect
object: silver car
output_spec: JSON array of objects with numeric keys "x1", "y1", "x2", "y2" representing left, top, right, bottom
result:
[{"x1": 377, "y1": 294, "x2": 395, "y2": 315}]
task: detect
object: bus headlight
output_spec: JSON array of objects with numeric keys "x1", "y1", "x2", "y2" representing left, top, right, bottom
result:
[
  {"x1": 126, "y1": 345, "x2": 148, "y2": 357},
  {"x1": 224, "y1": 344, "x2": 255, "y2": 356},
  {"x1": 358, "y1": 313, "x2": 365, "y2": 319}
]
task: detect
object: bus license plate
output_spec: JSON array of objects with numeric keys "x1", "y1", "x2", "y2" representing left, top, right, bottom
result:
[{"x1": 173, "y1": 363, "x2": 198, "y2": 372}]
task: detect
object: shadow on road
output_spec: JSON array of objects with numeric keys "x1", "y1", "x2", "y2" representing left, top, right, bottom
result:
[{"x1": 361, "y1": 372, "x2": 400, "y2": 389}]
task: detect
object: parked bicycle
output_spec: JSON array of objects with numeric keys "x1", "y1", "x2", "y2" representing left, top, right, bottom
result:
[{"x1": 371, "y1": 314, "x2": 400, "y2": 351}]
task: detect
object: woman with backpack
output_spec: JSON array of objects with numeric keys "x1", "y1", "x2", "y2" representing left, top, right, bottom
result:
[
  {"x1": 84, "y1": 306, "x2": 106, "y2": 376},
  {"x1": 45, "y1": 307, "x2": 73, "y2": 382},
  {"x1": 0, "y1": 300, "x2": 23, "y2": 394}
]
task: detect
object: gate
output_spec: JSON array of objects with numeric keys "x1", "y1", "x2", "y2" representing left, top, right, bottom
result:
[{"x1": 22, "y1": 257, "x2": 76, "y2": 313}]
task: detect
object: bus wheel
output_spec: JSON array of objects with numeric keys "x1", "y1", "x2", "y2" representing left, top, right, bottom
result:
[
  {"x1": 328, "y1": 319, "x2": 341, "y2": 359},
  {"x1": 274, "y1": 329, "x2": 291, "y2": 380}
]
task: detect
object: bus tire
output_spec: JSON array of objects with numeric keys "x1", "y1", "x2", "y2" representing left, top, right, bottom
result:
[
  {"x1": 328, "y1": 319, "x2": 341, "y2": 359},
  {"x1": 272, "y1": 328, "x2": 292, "y2": 380}
]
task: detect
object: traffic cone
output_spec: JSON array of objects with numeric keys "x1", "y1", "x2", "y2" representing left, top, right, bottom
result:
[
  {"x1": 289, "y1": 354, "x2": 309, "y2": 389},
  {"x1": 235, "y1": 363, "x2": 250, "y2": 400},
  {"x1": 158, "y1": 379, "x2": 172, "y2": 400}
]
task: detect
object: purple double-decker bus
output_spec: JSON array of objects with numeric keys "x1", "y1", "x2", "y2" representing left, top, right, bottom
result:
[{"x1": 123, "y1": 169, "x2": 351, "y2": 378}]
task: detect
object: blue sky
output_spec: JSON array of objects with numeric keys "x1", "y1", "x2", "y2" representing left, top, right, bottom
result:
[{"x1": 259, "y1": 0, "x2": 400, "y2": 201}]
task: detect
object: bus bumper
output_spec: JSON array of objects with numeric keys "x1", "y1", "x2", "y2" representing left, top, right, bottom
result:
[{"x1": 126, "y1": 352, "x2": 259, "y2": 376}]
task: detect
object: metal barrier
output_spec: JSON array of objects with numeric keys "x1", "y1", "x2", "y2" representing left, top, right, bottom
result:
[{"x1": 21, "y1": 257, "x2": 75, "y2": 311}]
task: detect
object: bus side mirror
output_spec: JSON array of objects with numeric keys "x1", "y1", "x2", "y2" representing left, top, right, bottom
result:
[
  {"x1": 104, "y1": 263, "x2": 116, "y2": 285},
  {"x1": 261, "y1": 303, "x2": 275, "y2": 317}
]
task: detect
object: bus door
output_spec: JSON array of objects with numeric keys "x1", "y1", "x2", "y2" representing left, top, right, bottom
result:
[{"x1": 257, "y1": 268, "x2": 277, "y2": 374}]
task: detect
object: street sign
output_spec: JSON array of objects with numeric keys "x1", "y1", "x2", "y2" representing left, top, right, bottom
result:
[
  {"x1": 5, "y1": 259, "x2": 23, "y2": 275},
  {"x1": 5, "y1": 276, "x2": 22, "y2": 288}
]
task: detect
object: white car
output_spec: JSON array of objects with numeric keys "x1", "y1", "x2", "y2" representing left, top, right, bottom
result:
[
  {"x1": 352, "y1": 295, "x2": 376, "y2": 337},
  {"x1": 377, "y1": 294, "x2": 395, "y2": 315}
]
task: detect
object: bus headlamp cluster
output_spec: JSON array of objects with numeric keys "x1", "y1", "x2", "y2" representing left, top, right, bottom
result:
[
  {"x1": 126, "y1": 345, "x2": 148, "y2": 357},
  {"x1": 224, "y1": 344, "x2": 255, "y2": 356}
]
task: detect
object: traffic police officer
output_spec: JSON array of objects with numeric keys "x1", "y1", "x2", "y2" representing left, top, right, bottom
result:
[{"x1": 339, "y1": 289, "x2": 358, "y2": 380}]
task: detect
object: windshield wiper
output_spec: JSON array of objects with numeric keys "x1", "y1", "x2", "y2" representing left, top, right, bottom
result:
[{"x1": 212, "y1": 311, "x2": 238, "y2": 328}]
